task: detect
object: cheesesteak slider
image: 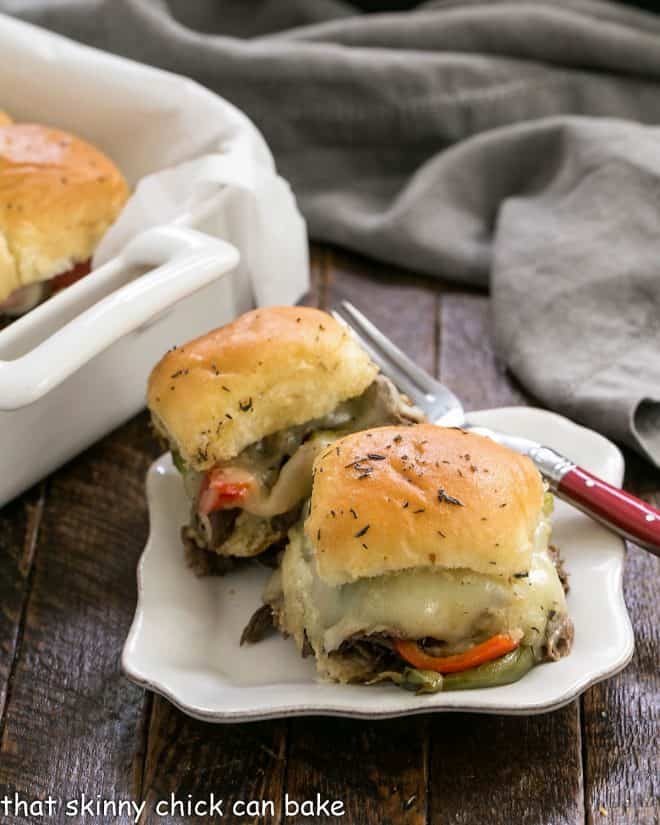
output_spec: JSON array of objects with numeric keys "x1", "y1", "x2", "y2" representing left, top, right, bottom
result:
[
  {"x1": 0, "y1": 120, "x2": 128, "y2": 315},
  {"x1": 258, "y1": 424, "x2": 573, "y2": 692},
  {"x1": 148, "y1": 307, "x2": 423, "y2": 570}
]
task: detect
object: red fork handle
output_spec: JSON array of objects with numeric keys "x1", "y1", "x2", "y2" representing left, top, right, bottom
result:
[{"x1": 556, "y1": 466, "x2": 660, "y2": 556}]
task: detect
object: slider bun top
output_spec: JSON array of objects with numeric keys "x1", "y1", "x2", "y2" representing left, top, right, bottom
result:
[
  {"x1": 148, "y1": 307, "x2": 379, "y2": 470},
  {"x1": 305, "y1": 424, "x2": 544, "y2": 585},
  {"x1": 0, "y1": 112, "x2": 12, "y2": 126},
  {"x1": 0, "y1": 123, "x2": 129, "y2": 302}
]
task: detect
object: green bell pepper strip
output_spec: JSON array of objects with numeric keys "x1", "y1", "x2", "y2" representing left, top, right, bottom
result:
[
  {"x1": 369, "y1": 647, "x2": 536, "y2": 694},
  {"x1": 172, "y1": 450, "x2": 187, "y2": 475},
  {"x1": 441, "y1": 646, "x2": 536, "y2": 691}
]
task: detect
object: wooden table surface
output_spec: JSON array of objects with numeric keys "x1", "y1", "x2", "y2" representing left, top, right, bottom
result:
[{"x1": 0, "y1": 246, "x2": 658, "y2": 825}]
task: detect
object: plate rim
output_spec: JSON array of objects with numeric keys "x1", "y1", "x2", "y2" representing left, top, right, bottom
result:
[{"x1": 121, "y1": 405, "x2": 635, "y2": 722}]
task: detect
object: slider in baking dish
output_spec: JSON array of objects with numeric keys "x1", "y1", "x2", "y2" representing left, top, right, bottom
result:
[
  {"x1": 0, "y1": 115, "x2": 128, "y2": 317},
  {"x1": 254, "y1": 424, "x2": 573, "y2": 692},
  {"x1": 147, "y1": 306, "x2": 424, "y2": 571},
  {"x1": 0, "y1": 16, "x2": 308, "y2": 513}
]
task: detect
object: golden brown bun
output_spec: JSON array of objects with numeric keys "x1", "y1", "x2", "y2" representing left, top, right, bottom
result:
[
  {"x1": 148, "y1": 307, "x2": 379, "y2": 470},
  {"x1": 305, "y1": 424, "x2": 544, "y2": 584},
  {"x1": 0, "y1": 124, "x2": 129, "y2": 302},
  {"x1": 0, "y1": 112, "x2": 12, "y2": 127}
]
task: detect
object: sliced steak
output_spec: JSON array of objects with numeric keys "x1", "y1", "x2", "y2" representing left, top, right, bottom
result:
[
  {"x1": 543, "y1": 610, "x2": 574, "y2": 661},
  {"x1": 182, "y1": 526, "x2": 242, "y2": 577},
  {"x1": 240, "y1": 604, "x2": 275, "y2": 646},
  {"x1": 548, "y1": 543, "x2": 570, "y2": 594}
]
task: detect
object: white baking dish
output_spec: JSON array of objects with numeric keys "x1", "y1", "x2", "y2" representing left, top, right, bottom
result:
[{"x1": 0, "y1": 15, "x2": 308, "y2": 507}]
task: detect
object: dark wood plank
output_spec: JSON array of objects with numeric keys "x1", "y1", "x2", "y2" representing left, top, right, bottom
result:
[
  {"x1": 284, "y1": 248, "x2": 441, "y2": 825},
  {"x1": 0, "y1": 415, "x2": 157, "y2": 824},
  {"x1": 321, "y1": 246, "x2": 439, "y2": 374},
  {"x1": 141, "y1": 697, "x2": 286, "y2": 824},
  {"x1": 429, "y1": 291, "x2": 584, "y2": 825},
  {"x1": 0, "y1": 484, "x2": 44, "y2": 720},
  {"x1": 301, "y1": 242, "x2": 325, "y2": 308},
  {"x1": 285, "y1": 716, "x2": 429, "y2": 825},
  {"x1": 582, "y1": 453, "x2": 660, "y2": 825},
  {"x1": 429, "y1": 707, "x2": 583, "y2": 825},
  {"x1": 439, "y1": 293, "x2": 527, "y2": 411}
]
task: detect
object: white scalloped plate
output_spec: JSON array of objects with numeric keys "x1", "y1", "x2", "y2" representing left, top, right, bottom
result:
[{"x1": 122, "y1": 407, "x2": 634, "y2": 720}]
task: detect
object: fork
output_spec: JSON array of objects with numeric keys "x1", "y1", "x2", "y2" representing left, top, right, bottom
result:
[{"x1": 332, "y1": 301, "x2": 660, "y2": 557}]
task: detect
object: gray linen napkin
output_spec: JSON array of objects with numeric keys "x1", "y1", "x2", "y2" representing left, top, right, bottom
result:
[{"x1": 3, "y1": 0, "x2": 659, "y2": 465}]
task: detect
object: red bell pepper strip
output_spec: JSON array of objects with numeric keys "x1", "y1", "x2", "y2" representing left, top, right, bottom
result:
[
  {"x1": 394, "y1": 634, "x2": 519, "y2": 674},
  {"x1": 50, "y1": 259, "x2": 92, "y2": 293},
  {"x1": 198, "y1": 468, "x2": 253, "y2": 515}
]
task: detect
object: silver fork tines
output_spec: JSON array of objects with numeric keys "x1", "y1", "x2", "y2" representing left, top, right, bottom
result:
[{"x1": 331, "y1": 301, "x2": 465, "y2": 426}]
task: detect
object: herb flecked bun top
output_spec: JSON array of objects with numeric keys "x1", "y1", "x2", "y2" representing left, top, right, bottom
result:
[
  {"x1": 0, "y1": 123, "x2": 128, "y2": 303},
  {"x1": 305, "y1": 424, "x2": 545, "y2": 585},
  {"x1": 147, "y1": 306, "x2": 379, "y2": 471}
]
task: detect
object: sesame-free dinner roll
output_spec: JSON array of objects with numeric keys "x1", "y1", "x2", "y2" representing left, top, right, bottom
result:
[
  {"x1": 306, "y1": 424, "x2": 544, "y2": 584},
  {"x1": 0, "y1": 123, "x2": 128, "y2": 306},
  {"x1": 147, "y1": 306, "x2": 424, "y2": 563},
  {"x1": 148, "y1": 306, "x2": 378, "y2": 471}
]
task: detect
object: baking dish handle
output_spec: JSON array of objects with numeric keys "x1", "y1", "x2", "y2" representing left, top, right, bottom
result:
[{"x1": 0, "y1": 226, "x2": 239, "y2": 410}]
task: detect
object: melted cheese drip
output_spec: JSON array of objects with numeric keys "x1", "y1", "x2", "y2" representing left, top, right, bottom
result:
[
  {"x1": 277, "y1": 515, "x2": 567, "y2": 657},
  {"x1": 232, "y1": 432, "x2": 336, "y2": 517},
  {"x1": 181, "y1": 432, "x2": 337, "y2": 516},
  {"x1": 181, "y1": 376, "x2": 419, "y2": 518}
]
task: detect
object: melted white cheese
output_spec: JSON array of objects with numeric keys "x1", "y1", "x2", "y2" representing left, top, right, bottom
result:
[
  {"x1": 183, "y1": 376, "x2": 418, "y2": 519},
  {"x1": 279, "y1": 516, "x2": 567, "y2": 656},
  {"x1": 182, "y1": 432, "x2": 338, "y2": 518},
  {"x1": 237, "y1": 432, "x2": 336, "y2": 517}
]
